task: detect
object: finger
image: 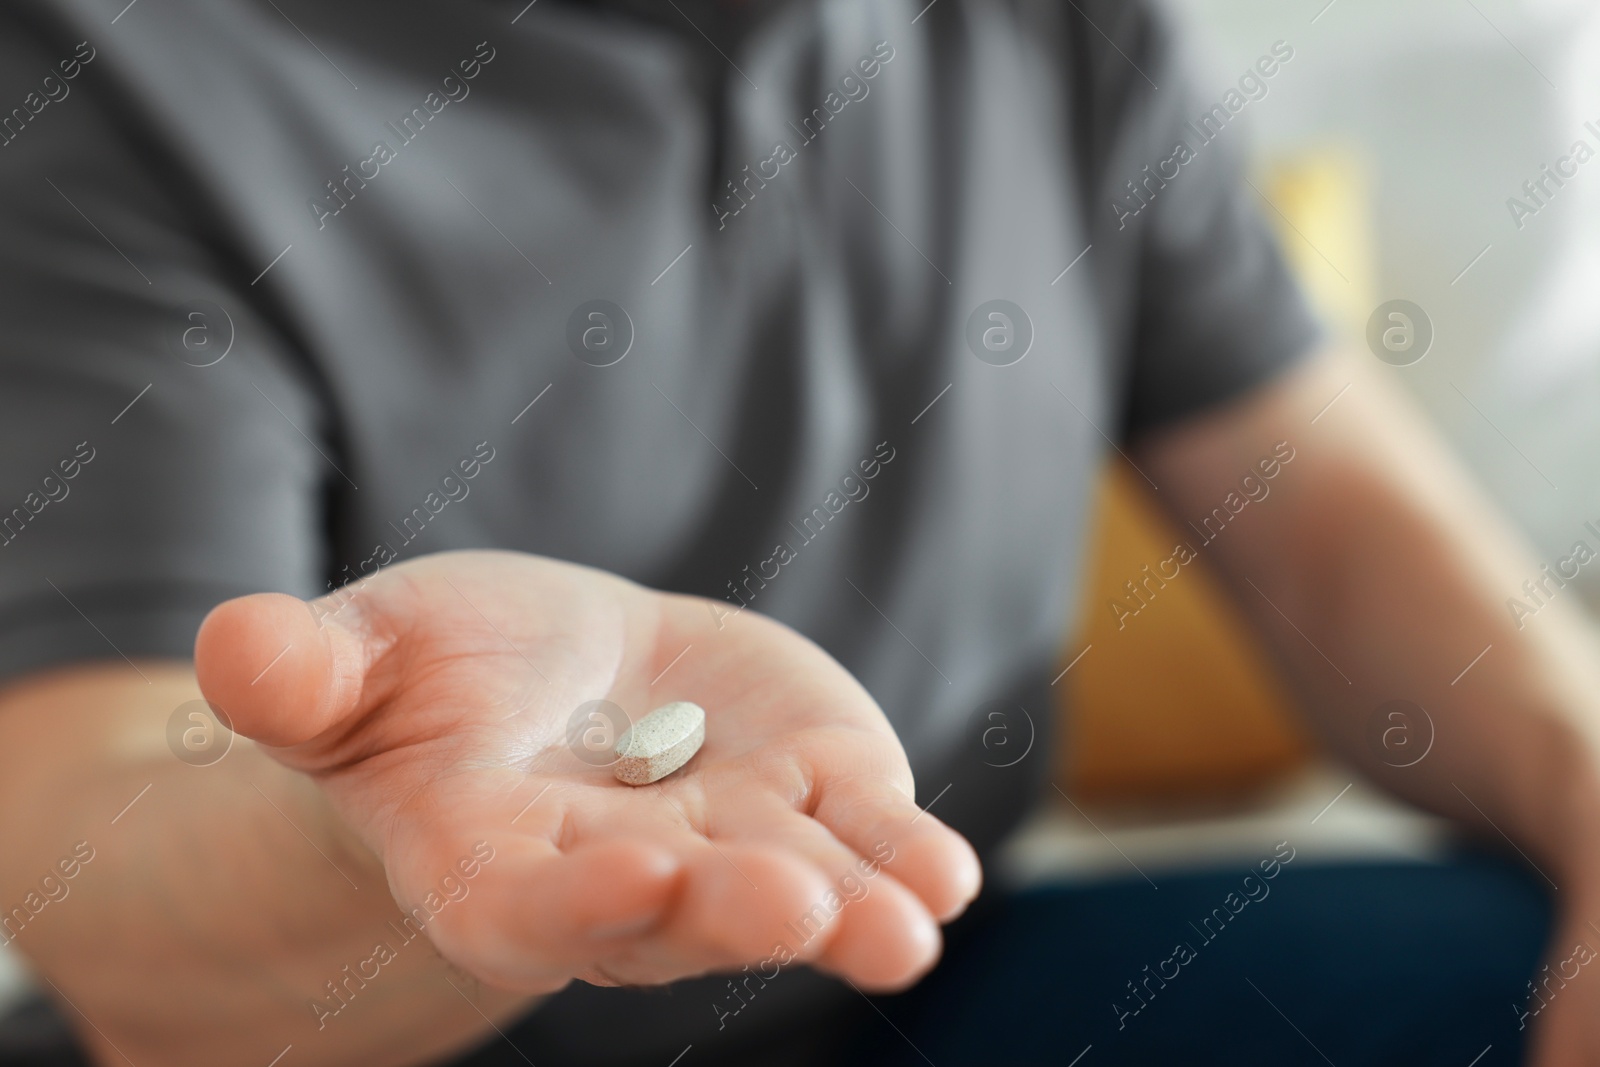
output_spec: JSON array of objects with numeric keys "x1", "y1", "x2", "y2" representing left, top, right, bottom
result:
[
  {"x1": 813, "y1": 868, "x2": 942, "y2": 991},
  {"x1": 674, "y1": 843, "x2": 844, "y2": 962},
  {"x1": 601, "y1": 841, "x2": 842, "y2": 985},
  {"x1": 811, "y1": 777, "x2": 983, "y2": 923},
  {"x1": 414, "y1": 833, "x2": 685, "y2": 992},
  {"x1": 408, "y1": 816, "x2": 840, "y2": 993},
  {"x1": 194, "y1": 590, "x2": 376, "y2": 747},
  {"x1": 716, "y1": 795, "x2": 942, "y2": 990},
  {"x1": 530, "y1": 784, "x2": 849, "y2": 985},
  {"x1": 547, "y1": 783, "x2": 857, "y2": 985}
]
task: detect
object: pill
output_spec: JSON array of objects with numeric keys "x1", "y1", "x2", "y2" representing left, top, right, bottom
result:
[{"x1": 613, "y1": 701, "x2": 706, "y2": 786}]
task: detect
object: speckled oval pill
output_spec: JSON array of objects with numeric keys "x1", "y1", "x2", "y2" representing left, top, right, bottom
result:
[{"x1": 613, "y1": 701, "x2": 706, "y2": 786}]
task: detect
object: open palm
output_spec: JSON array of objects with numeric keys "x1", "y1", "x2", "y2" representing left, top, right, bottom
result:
[{"x1": 195, "y1": 550, "x2": 980, "y2": 996}]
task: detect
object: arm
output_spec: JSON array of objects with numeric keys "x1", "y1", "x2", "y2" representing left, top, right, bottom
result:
[
  {"x1": 1137, "y1": 348, "x2": 1600, "y2": 1063},
  {"x1": 0, "y1": 662, "x2": 531, "y2": 1067}
]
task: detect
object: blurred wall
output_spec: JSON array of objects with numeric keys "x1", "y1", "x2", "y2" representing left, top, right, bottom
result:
[{"x1": 1180, "y1": 0, "x2": 1600, "y2": 610}]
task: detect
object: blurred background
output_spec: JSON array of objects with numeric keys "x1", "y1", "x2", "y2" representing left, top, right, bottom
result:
[{"x1": 1010, "y1": 0, "x2": 1600, "y2": 888}]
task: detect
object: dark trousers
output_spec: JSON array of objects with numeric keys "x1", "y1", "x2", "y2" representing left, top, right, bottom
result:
[
  {"x1": 452, "y1": 851, "x2": 1552, "y2": 1067},
  {"x1": 0, "y1": 852, "x2": 1552, "y2": 1067}
]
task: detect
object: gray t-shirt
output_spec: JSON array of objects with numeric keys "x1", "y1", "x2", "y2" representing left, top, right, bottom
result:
[{"x1": 0, "y1": 0, "x2": 1316, "y2": 1056}]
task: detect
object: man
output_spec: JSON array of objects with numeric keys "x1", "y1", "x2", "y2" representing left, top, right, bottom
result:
[{"x1": 0, "y1": 0, "x2": 1594, "y2": 1063}]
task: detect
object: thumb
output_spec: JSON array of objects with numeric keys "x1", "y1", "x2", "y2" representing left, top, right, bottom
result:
[{"x1": 194, "y1": 590, "x2": 373, "y2": 748}]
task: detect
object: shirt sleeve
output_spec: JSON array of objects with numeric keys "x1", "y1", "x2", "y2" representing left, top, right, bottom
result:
[
  {"x1": 1086, "y1": 0, "x2": 1325, "y2": 441},
  {"x1": 0, "y1": 10, "x2": 331, "y2": 685}
]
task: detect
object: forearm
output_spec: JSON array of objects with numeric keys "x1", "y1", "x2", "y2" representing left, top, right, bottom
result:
[
  {"x1": 0, "y1": 661, "x2": 521, "y2": 1067},
  {"x1": 1261, "y1": 460, "x2": 1600, "y2": 884},
  {"x1": 1145, "y1": 351, "x2": 1600, "y2": 887}
]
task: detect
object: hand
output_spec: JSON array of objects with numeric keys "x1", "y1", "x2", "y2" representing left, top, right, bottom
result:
[
  {"x1": 1525, "y1": 898, "x2": 1600, "y2": 1065},
  {"x1": 0, "y1": 663, "x2": 536, "y2": 1067},
  {"x1": 195, "y1": 550, "x2": 981, "y2": 998}
]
